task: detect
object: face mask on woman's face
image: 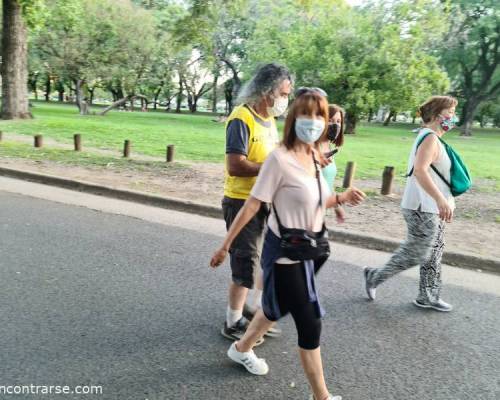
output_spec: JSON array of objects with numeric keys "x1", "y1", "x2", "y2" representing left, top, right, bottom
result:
[
  {"x1": 295, "y1": 118, "x2": 325, "y2": 144},
  {"x1": 267, "y1": 96, "x2": 288, "y2": 117},
  {"x1": 327, "y1": 123, "x2": 341, "y2": 141},
  {"x1": 439, "y1": 114, "x2": 459, "y2": 132}
]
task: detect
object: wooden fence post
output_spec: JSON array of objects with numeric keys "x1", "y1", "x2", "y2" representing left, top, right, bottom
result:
[
  {"x1": 381, "y1": 166, "x2": 395, "y2": 195},
  {"x1": 166, "y1": 144, "x2": 175, "y2": 162},
  {"x1": 342, "y1": 161, "x2": 356, "y2": 188},
  {"x1": 34, "y1": 135, "x2": 43, "y2": 148},
  {"x1": 123, "y1": 140, "x2": 131, "y2": 158},
  {"x1": 74, "y1": 134, "x2": 82, "y2": 151}
]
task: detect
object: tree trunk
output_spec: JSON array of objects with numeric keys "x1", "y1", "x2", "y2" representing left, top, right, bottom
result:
[
  {"x1": 28, "y1": 72, "x2": 38, "y2": 100},
  {"x1": 100, "y1": 96, "x2": 131, "y2": 115},
  {"x1": 100, "y1": 94, "x2": 147, "y2": 116},
  {"x1": 74, "y1": 79, "x2": 89, "y2": 115},
  {"x1": 1, "y1": 0, "x2": 32, "y2": 119},
  {"x1": 383, "y1": 110, "x2": 394, "y2": 126},
  {"x1": 153, "y1": 87, "x2": 162, "y2": 110},
  {"x1": 222, "y1": 59, "x2": 241, "y2": 114},
  {"x1": 368, "y1": 108, "x2": 373, "y2": 122},
  {"x1": 479, "y1": 115, "x2": 485, "y2": 128},
  {"x1": 55, "y1": 80, "x2": 65, "y2": 102},
  {"x1": 345, "y1": 112, "x2": 357, "y2": 134},
  {"x1": 164, "y1": 95, "x2": 174, "y2": 112},
  {"x1": 224, "y1": 79, "x2": 234, "y2": 116},
  {"x1": 190, "y1": 95, "x2": 198, "y2": 113},
  {"x1": 212, "y1": 74, "x2": 219, "y2": 113},
  {"x1": 459, "y1": 98, "x2": 480, "y2": 136},
  {"x1": 88, "y1": 88, "x2": 94, "y2": 105},
  {"x1": 187, "y1": 93, "x2": 194, "y2": 112},
  {"x1": 44, "y1": 74, "x2": 51, "y2": 102},
  {"x1": 176, "y1": 77, "x2": 183, "y2": 113}
]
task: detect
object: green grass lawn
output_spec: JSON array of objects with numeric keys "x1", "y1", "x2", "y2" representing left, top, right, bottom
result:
[{"x1": 1, "y1": 101, "x2": 499, "y2": 185}]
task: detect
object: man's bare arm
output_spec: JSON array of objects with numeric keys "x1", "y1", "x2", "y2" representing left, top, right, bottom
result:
[{"x1": 226, "y1": 153, "x2": 262, "y2": 177}]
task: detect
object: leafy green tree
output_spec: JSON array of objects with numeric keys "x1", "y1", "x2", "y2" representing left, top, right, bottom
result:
[
  {"x1": 441, "y1": 0, "x2": 500, "y2": 136},
  {"x1": 173, "y1": 0, "x2": 254, "y2": 113}
]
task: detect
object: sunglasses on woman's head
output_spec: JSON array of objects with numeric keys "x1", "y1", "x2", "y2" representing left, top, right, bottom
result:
[{"x1": 295, "y1": 87, "x2": 328, "y2": 98}]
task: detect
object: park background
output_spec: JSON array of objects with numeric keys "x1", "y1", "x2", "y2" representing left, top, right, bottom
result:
[{"x1": 1, "y1": 0, "x2": 499, "y2": 259}]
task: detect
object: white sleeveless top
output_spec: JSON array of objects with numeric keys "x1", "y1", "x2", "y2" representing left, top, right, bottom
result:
[{"x1": 401, "y1": 128, "x2": 455, "y2": 214}]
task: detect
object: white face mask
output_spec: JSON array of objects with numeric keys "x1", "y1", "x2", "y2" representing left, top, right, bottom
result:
[
  {"x1": 295, "y1": 118, "x2": 325, "y2": 143},
  {"x1": 267, "y1": 95, "x2": 288, "y2": 117}
]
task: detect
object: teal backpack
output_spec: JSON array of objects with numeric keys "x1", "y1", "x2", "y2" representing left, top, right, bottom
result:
[{"x1": 408, "y1": 131, "x2": 472, "y2": 197}]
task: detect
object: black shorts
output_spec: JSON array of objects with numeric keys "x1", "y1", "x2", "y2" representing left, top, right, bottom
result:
[{"x1": 221, "y1": 196, "x2": 269, "y2": 289}]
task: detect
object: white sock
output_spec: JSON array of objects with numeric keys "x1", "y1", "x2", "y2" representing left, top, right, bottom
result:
[
  {"x1": 245, "y1": 288, "x2": 262, "y2": 311},
  {"x1": 226, "y1": 307, "x2": 242, "y2": 327}
]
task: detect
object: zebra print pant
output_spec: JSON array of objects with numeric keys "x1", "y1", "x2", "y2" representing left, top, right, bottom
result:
[{"x1": 368, "y1": 208, "x2": 445, "y2": 303}]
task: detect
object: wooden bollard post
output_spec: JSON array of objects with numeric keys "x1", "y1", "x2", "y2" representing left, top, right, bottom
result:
[
  {"x1": 74, "y1": 134, "x2": 82, "y2": 151},
  {"x1": 123, "y1": 140, "x2": 131, "y2": 158},
  {"x1": 166, "y1": 144, "x2": 175, "y2": 162},
  {"x1": 381, "y1": 166, "x2": 395, "y2": 195},
  {"x1": 342, "y1": 161, "x2": 356, "y2": 188},
  {"x1": 34, "y1": 135, "x2": 43, "y2": 148}
]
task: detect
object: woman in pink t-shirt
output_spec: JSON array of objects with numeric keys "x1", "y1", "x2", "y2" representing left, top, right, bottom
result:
[{"x1": 210, "y1": 89, "x2": 365, "y2": 400}]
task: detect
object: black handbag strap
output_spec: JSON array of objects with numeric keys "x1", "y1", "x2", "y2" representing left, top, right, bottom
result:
[{"x1": 272, "y1": 151, "x2": 324, "y2": 233}]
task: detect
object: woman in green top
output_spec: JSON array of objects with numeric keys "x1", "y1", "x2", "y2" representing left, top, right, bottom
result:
[{"x1": 320, "y1": 104, "x2": 346, "y2": 223}]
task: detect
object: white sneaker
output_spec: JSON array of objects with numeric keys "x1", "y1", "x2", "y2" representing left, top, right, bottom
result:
[
  {"x1": 227, "y1": 342, "x2": 269, "y2": 375},
  {"x1": 309, "y1": 394, "x2": 342, "y2": 400}
]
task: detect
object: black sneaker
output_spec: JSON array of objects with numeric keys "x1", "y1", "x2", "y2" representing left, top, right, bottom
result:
[
  {"x1": 243, "y1": 305, "x2": 282, "y2": 338},
  {"x1": 221, "y1": 318, "x2": 265, "y2": 346}
]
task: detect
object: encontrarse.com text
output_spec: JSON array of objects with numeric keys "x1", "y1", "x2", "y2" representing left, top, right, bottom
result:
[{"x1": 0, "y1": 385, "x2": 103, "y2": 395}]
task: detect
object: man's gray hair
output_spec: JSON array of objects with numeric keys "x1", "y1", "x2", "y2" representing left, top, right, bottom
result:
[{"x1": 236, "y1": 63, "x2": 293, "y2": 106}]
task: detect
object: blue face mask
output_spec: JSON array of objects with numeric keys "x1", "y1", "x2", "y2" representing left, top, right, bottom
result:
[{"x1": 295, "y1": 118, "x2": 325, "y2": 144}]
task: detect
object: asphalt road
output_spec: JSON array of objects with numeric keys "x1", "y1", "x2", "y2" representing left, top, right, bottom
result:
[{"x1": 1, "y1": 189, "x2": 499, "y2": 400}]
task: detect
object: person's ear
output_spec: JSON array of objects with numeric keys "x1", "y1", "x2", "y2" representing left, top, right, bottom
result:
[{"x1": 266, "y1": 94, "x2": 274, "y2": 107}]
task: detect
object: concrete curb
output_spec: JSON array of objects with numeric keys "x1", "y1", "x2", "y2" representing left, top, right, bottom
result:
[{"x1": 1, "y1": 166, "x2": 499, "y2": 274}]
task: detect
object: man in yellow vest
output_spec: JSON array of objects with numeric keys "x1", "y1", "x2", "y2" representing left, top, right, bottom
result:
[{"x1": 221, "y1": 63, "x2": 292, "y2": 344}]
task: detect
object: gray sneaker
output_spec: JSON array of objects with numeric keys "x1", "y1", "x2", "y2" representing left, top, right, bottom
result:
[
  {"x1": 363, "y1": 267, "x2": 376, "y2": 301},
  {"x1": 221, "y1": 318, "x2": 265, "y2": 346},
  {"x1": 413, "y1": 299, "x2": 453, "y2": 312},
  {"x1": 243, "y1": 305, "x2": 282, "y2": 337}
]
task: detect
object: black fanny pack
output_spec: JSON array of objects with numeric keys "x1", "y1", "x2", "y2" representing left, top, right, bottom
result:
[{"x1": 273, "y1": 152, "x2": 330, "y2": 262}]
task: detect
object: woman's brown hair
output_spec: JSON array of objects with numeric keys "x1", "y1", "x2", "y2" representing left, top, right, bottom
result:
[
  {"x1": 418, "y1": 95, "x2": 458, "y2": 123},
  {"x1": 328, "y1": 104, "x2": 345, "y2": 147},
  {"x1": 282, "y1": 91, "x2": 329, "y2": 150}
]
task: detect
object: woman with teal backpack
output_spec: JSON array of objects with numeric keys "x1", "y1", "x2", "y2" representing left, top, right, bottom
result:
[{"x1": 364, "y1": 95, "x2": 471, "y2": 312}]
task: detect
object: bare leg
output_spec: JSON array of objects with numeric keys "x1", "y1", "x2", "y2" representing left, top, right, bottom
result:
[
  {"x1": 299, "y1": 347, "x2": 329, "y2": 400},
  {"x1": 236, "y1": 309, "x2": 274, "y2": 352},
  {"x1": 255, "y1": 267, "x2": 263, "y2": 291},
  {"x1": 228, "y1": 282, "x2": 248, "y2": 311}
]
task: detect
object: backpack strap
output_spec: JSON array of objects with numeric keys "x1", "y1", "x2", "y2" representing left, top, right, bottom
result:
[{"x1": 407, "y1": 130, "x2": 451, "y2": 188}]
